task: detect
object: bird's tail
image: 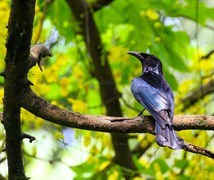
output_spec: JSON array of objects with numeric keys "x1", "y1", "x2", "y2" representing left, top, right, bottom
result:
[{"x1": 155, "y1": 122, "x2": 185, "y2": 150}]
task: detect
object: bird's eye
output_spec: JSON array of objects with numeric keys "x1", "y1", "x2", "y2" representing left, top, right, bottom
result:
[{"x1": 146, "y1": 56, "x2": 150, "y2": 60}]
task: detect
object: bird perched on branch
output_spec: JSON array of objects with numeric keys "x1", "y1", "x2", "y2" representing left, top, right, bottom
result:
[{"x1": 128, "y1": 51, "x2": 185, "y2": 150}]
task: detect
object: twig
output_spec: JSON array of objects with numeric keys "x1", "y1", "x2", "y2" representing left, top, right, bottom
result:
[
  {"x1": 0, "y1": 157, "x2": 6, "y2": 164},
  {"x1": 201, "y1": 50, "x2": 214, "y2": 60},
  {"x1": 21, "y1": 133, "x2": 36, "y2": 143},
  {"x1": 202, "y1": 71, "x2": 214, "y2": 79},
  {"x1": 0, "y1": 148, "x2": 6, "y2": 153},
  {"x1": 184, "y1": 142, "x2": 214, "y2": 159}
]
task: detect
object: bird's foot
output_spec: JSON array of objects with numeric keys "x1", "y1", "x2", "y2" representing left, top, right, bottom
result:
[
  {"x1": 137, "y1": 112, "x2": 143, "y2": 117},
  {"x1": 137, "y1": 108, "x2": 145, "y2": 118}
]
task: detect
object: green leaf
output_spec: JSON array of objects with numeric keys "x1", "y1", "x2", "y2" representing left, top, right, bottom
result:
[
  {"x1": 205, "y1": 166, "x2": 214, "y2": 172},
  {"x1": 177, "y1": 175, "x2": 192, "y2": 180},
  {"x1": 151, "y1": 158, "x2": 169, "y2": 174},
  {"x1": 164, "y1": 70, "x2": 179, "y2": 91},
  {"x1": 46, "y1": 84, "x2": 61, "y2": 100},
  {"x1": 72, "y1": 161, "x2": 94, "y2": 180},
  {"x1": 46, "y1": 0, "x2": 75, "y2": 41},
  {"x1": 174, "y1": 159, "x2": 189, "y2": 169}
]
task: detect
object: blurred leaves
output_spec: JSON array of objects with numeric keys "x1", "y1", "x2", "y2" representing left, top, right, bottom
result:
[{"x1": 1, "y1": 0, "x2": 214, "y2": 179}]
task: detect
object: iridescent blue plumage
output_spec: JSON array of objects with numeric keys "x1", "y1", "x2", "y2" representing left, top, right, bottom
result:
[{"x1": 128, "y1": 52, "x2": 184, "y2": 150}]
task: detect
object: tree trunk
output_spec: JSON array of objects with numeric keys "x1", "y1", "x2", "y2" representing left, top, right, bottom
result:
[
  {"x1": 3, "y1": 0, "x2": 36, "y2": 179},
  {"x1": 65, "y1": 0, "x2": 137, "y2": 177}
]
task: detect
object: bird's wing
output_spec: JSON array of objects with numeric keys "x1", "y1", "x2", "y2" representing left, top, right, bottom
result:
[{"x1": 131, "y1": 78, "x2": 172, "y2": 128}]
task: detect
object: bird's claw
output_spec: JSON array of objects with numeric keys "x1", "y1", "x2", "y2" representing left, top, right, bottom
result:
[
  {"x1": 137, "y1": 112, "x2": 144, "y2": 119},
  {"x1": 137, "y1": 108, "x2": 145, "y2": 118}
]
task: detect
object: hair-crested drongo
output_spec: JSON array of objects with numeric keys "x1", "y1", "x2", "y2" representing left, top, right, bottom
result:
[{"x1": 128, "y1": 51, "x2": 184, "y2": 150}]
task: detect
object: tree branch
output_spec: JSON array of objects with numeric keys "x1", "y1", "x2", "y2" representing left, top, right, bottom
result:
[
  {"x1": 21, "y1": 133, "x2": 36, "y2": 143},
  {"x1": 29, "y1": 43, "x2": 52, "y2": 71},
  {"x1": 180, "y1": 79, "x2": 214, "y2": 110},
  {"x1": 180, "y1": 49, "x2": 214, "y2": 110},
  {"x1": 18, "y1": 87, "x2": 214, "y2": 159},
  {"x1": 184, "y1": 142, "x2": 214, "y2": 159},
  {"x1": 20, "y1": 89, "x2": 214, "y2": 132},
  {"x1": 201, "y1": 49, "x2": 214, "y2": 60},
  {"x1": 19, "y1": 42, "x2": 214, "y2": 160}
]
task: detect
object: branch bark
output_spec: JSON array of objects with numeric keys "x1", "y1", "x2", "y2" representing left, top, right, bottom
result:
[
  {"x1": 19, "y1": 88, "x2": 214, "y2": 158},
  {"x1": 3, "y1": 1, "x2": 214, "y2": 179},
  {"x1": 3, "y1": 0, "x2": 36, "y2": 179},
  {"x1": 20, "y1": 89, "x2": 214, "y2": 132}
]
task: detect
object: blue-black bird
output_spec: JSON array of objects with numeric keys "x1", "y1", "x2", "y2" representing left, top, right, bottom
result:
[{"x1": 128, "y1": 51, "x2": 185, "y2": 150}]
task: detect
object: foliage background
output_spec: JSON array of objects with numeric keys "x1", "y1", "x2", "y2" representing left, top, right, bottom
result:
[{"x1": 1, "y1": 0, "x2": 214, "y2": 179}]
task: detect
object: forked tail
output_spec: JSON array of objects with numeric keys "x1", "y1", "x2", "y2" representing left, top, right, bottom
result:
[{"x1": 155, "y1": 122, "x2": 185, "y2": 150}]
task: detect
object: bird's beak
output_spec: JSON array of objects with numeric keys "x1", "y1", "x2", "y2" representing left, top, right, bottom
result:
[{"x1": 127, "y1": 51, "x2": 145, "y2": 61}]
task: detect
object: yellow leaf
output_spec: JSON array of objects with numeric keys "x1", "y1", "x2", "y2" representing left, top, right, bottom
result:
[
  {"x1": 146, "y1": 9, "x2": 159, "y2": 21},
  {"x1": 133, "y1": 177, "x2": 146, "y2": 180},
  {"x1": 154, "y1": 163, "x2": 164, "y2": 180},
  {"x1": 73, "y1": 66, "x2": 83, "y2": 79},
  {"x1": 36, "y1": 118, "x2": 44, "y2": 127},
  {"x1": 44, "y1": 69, "x2": 58, "y2": 83},
  {"x1": 0, "y1": 0, "x2": 9, "y2": 61},
  {"x1": 54, "y1": 131, "x2": 64, "y2": 140},
  {"x1": 68, "y1": 98, "x2": 87, "y2": 113},
  {"x1": 113, "y1": 69, "x2": 122, "y2": 82},
  {"x1": 108, "y1": 170, "x2": 119, "y2": 180},
  {"x1": 60, "y1": 77, "x2": 70, "y2": 86},
  {"x1": 139, "y1": 158, "x2": 149, "y2": 168},
  {"x1": 99, "y1": 161, "x2": 110, "y2": 171},
  {"x1": 83, "y1": 135, "x2": 91, "y2": 147},
  {"x1": 108, "y1": 46, "x2": 129, "y2": 64},
  {"x1": 90, "y1": 145, "x2": 99, "y2": 155},
  {"x1": 178, "y1": 79, "x2": 194, "y2": 94}
]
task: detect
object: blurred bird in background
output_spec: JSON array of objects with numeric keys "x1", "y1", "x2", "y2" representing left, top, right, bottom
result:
[{"x1": 128, "y1": 51, "x2": 185, "y2": 150}]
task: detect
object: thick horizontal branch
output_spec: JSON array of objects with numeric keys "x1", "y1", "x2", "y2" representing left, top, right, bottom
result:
[
  {"x1": 20, "y1": 89, "x2": 154, "y2": 133},
  {"x1": 19, "y1": 89, "x2": 214, "y2": 159},
  {"x1": 20, "y1": 89, "x2": 214, "y2": 133}
]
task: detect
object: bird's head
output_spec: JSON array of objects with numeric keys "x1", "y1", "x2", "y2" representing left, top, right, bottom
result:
[{"x1": 127, "y1": 51, "x2": 163, "y2": 75}]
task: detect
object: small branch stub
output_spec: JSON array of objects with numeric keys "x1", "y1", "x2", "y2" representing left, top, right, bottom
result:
[
  {"x1": 29, "y1": 43, "x2": 52, "y2": 71},
  {"x1": 21, "y1": 133, "x2": 36, "y2": 143}
]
